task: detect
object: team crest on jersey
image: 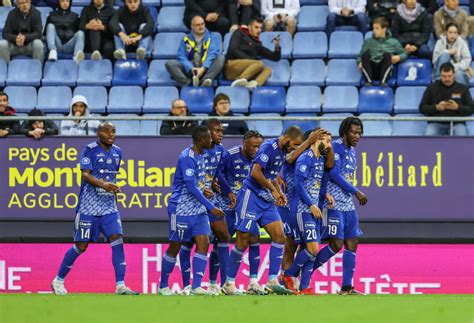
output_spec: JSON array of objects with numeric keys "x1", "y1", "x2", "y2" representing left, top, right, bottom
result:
[
  {"x1": 299, "y1": 165, "x2": 307, "y2": 172},
  {"x1": 260, "y1": 154, "x2": 269, "y2": 162},
  {"x1": 82, "y1": 157, "x2": 90, "y2": 164},
  {"x1": 185, "y1": 168, "x2": 194, "y2": 176},
  {"x1": 334, "y1": 153, "x2": 340, "y2": 161},
  {"x1": 106, "y1": 158, "x2": 112, "y2": 164}
]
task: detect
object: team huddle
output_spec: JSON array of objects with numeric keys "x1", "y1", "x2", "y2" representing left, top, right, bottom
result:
[{"x1": 51, "y1": 117, "x2": 368, "y2": 296}]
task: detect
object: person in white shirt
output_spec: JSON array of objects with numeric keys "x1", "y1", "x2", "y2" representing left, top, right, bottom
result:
[
  {"x1": 261, "y1": 0, "x2": 300, "y2": 35},
  {"x1": 327, "y1": 0, "x2": 368, "y2": 34}
]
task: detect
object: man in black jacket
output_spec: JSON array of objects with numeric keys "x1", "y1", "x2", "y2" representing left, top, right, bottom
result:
[
  {"x1": 19, "y1": 108, "x2": 59, "y2": 140},
  {"x1": 0, "y1": 92, "x2": 20, "y2": 138},
  {"x1": 184, "y1": 0, "x2": 230, "y2": 36},
  {"x1": 0, "y1": 0, "x2": 44, "y2": 63},
  {"x1": 204, "y1": 93, "x2": 248, "y2": 135},
  {"x1": 224, "y1": 18, "x2": 280, "y2": 90},
  {"x1": 160, "y1": 99, "x2": 198, "y2": 135}
]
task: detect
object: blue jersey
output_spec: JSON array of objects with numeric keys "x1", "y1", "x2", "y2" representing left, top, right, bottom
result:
[
  {"x1": 77, "y1": 141, "x2": 122, "y2": 216},
  {"x1": 281, "y1": 162, "x2": 295, "y2": 210},
  {"x1": 202, "y1": 144, "x2": 226, "y2": 204}
]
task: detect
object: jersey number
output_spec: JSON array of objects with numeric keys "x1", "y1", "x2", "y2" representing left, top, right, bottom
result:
[
  {"x1": 245, "y1": 220, "x2": 252, "y2": 230},
  {"x1": 80, "y1": 228, "x2": 90, "y2": 239},
  {"x1": 177, "y1": 230, "x2": 185, "y2": 240},
  {"x1": 306, "y1": 229, "x2": 317, "y2": 241},
  {"x1": 328, "y1": 225, "x2": 337, "y2": 236}
]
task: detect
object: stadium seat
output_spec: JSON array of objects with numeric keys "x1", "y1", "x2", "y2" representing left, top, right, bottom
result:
[
  {"x1": 0, "y1": 59, "x2": 6, "y2": 86},
  {"x1": 142, "y1": 0, "x2": 161, "y2": 6},
  {"x1": 4, "y1": 86, "x2": 37, "y2": 113},
  {"x1": 148, "y1": 59, "x2": 180, "y2": 86},
  {"x1": 6, "y1": 59, "x2": 42, "y2": 86},
  {"x1": 286, "y1": 86, "x2": 321, "y2": 113},
  {"x1": 322, "y1": 86, "x2": 358, "y2": 113},
  {"x1": 112, "y1": 59, "x2": 148, "y2": 86},
  {"x1": 470, "y1": 62, "x2": 474, "y2": 87},
  {"x1": 37, "y1": 7, "x2": 52, "y2": 27},
  {"x1": 392, "y1": 113, "x2": 427, "y2": 136},
  {"x1": 328, "y1": 31, "x2": 363, "y2": 58},
  {"x1": 326, "y1": 59, "x2": 361, "y2": 86},
  {"x1": 300, "y1": 0, "x2": 326, "y2": 4},
  {"x1": 250, "y1": 86, "x2": 286, "y2": 113},
  {"x1": 260, "y1": 32, "x2": 292, "y2": 59},
  {"x1": 73, "y1": 86, "x2": 108, "y2": 114},
  {"x1": 180, "y1": 87, "x2": 214, "y2": 113},
  {"x1": 247, "y1": 113, "x2": 283, "y2": 136},
  {"x1": 394, "y1": 86, "x2": 426, "y2": 114},
  {"x1": 471, "y1": 38, "x2": 474, "y2": 59},
  {"x1": 161, "y1": 0, "x2": 184, "y2": 5},
  {"x1": 0, "y1": 7, "x2": 12, "y2": 33},
  {"x1": 140, "y1": 117, "x2": 162, "y2": 135},
  {"x1": 157, "y1": 7, "x2": 188, "y2": 32},
  {"x1": 72, "y1": 0, "x2": 89, "y2": 6},
  {"x1": 152, "y1": 32, "x2": 185, "y2": 59},
  {"x1": 108, "y1": 86, "x2": 144, "y2": 114},
  {"x1": 108, "y1": 114, "x2": 141, "y2": 136},
  {"x1": 37, "y1": 86, "x2": 72, "y2": 114},
  {"x1": 222, "y1": 32, "x2": 233, "y2": 55},
  {"x1": 77, "y1": 59, "x2": 113, "y2": 86},
  {"x1": 358, "y1": 86, "x2": 394, "y2": 113},
  {"x1": 70, "y1": 6, "x2": 83, "y2": 16},
  {"x1": 297, "y1": 6, "x2": 329, "y2": 31},
  {"x1": 42, "y1": 60, "x2": 78, "y2": 86},
  {"x1": 143, "y1": 86, "x2": 180, "y2": 113},
  {"x1": 215, "y1": 86, "x2": 250, "y2": 114},
  {"x1": 396, "y1": 59, "x2": 432, "y2": 86},
  {"x1": 467, "y1": 121, "x2": 474, "y2": 136},
  {"x1": 262, "y1": 59, "x2": 291, "y2": 86},
  {"x1": 283, "y1": 113, "x2": 318, "y2": 133},
  {"x1": 290, "y1": 59, "x2": 325, "y2": 86},
  {"x1": 292, "y1": 32, "x2": 327, "y2": 59},
  {"x1": 319, "y1": 113, "x2": 354, "y2": 135},
  {"x1": 359, "y1": 113, "x2": 392, "y2": 136}
]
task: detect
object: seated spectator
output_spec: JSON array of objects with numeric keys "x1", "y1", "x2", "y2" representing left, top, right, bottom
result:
[
  {"x1": 392, "y1": 0, "x2": 432, "y2": 59},
  {"x1": 109, "y1": 0, "x2": 154, "y2": 60},
  {"x1": 418, "y1": 0, "x2": 438, "y2": 14},
  {"x1": 326, "y1": 0, "x2": 368, "y2": 35},
  {"x1": 261, "y1": 0, "x2": 299, "y2": 36},
  {"x1": 45, "y1": 0, "x2": 85, "y2": 64},
  {"x1": 433, "y1": 23, "x2": 471, "y2": 86},
  {"x1": 0, "y1": 0, "x2": 44, "y2": 63},
  {"x1": 165, "y1": 16, "x2": 224, "y2": 87},
  {"x1": 419, "y1": 62, "x2": 473, "y2": 136},
  {"x1": 366, "y1": 0, "x2": 398, "y2": 24},
  {"x1": 434, "y1": 0, "x2": 469, "y2": 40},
  {"x1": 184, "y1": 0, "x2": 230, "y2": 36},
  {"x1": 229, "y1": 0, "x2": 261, "y2": 33},
  {"x1": 204, "y1": 93, "x2": 248, "y2": 135},
  {"x1": 225, "y1": 18, "x2": 280, "y2": 90},
  {"x1": 19, "y1": 108, "x2": 58, "y2": 140},
  {"x1": 79, "y1": 0, "x2": 115, "y2": 60},
  {"x1": 0, "y1": 92, "x2": 20, "y2": 138},
  {"x1": 160, "y1": 99, "x2": 198, "y2": 135},
  {"x1": 60, "y1": 95, "x2": 100, "y2": 135}
]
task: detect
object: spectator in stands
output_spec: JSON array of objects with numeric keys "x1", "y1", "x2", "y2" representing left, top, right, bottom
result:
[
  {"x1": 60, "y1": 95, "x2": 100, "y2": 136},
  {"x1": 326, "y1": 0, "x2": 368, "y2": 35},
  {"x1": 204, "y1": 93, "x2": 248, "y2": 135},
  {"x1": 0, "y1": 0, "x2": 44, "y2": 63},
  {"x1": 418, "y1": 0, "x2": 438, "y2": 14},
  {"x1": 225, "y1": 18, "x2": 280, "y2": 90},
  {"x1": 433, "y1": 23, "x2": 471, "y2": 86},
  {"x1": 229, "y1": 0, "x2": 261, "y2": 33},
  {"x1": 261, "y1": 0, "x2": 299, "y2": 36},
  {"x1": 160, "y1": 99, "x2": 198, "y2": 135},
  {"x1": 109, "y1": 0, "x2": 154, "y2": 60},
  {"x1": 45, "y1": 0, "x2": 85, "y2": 64},
  {"x1": 419, "y1": 62, "x2": 473, "y2": 136},
  {"x1": 392, "y1": 0, "x2": 432, "y2": 59},
  {"x1": 184, "y1": 0, "x2": 230, "y2": 36},
  {"x1": 434, "y1": 0, "x2": 469, "y2": 40},
  {"x1": 79, "y1": 0, "x2": 115, "y2": 60},
  {"x1": 358, "y1": 17, "x2": 407, "y2": 85},
  {"x1": 1, "y1": 0, "x2": 12, "y2": 6},
  {"x1": 366, "y1": 0, "x2": 398, "y2": 24},
  {"x1": 165, "y1": 16, "x2": 224, "y2": 87},
  {"x1": 0, "y1": 92, "x2": 20, "y2": 138},
  {"x1": 19, "y1": 108, "x2": 59, "y2": 140}
]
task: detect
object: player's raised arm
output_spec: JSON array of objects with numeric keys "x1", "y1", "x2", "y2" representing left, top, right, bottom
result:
[{"x1": 285, "y1": 128, "x2": 326, "y2": 164}]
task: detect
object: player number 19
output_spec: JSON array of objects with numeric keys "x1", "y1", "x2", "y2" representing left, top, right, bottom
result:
[{"x1": 328, "y1": 225, "x2": 337, "y2": 235}]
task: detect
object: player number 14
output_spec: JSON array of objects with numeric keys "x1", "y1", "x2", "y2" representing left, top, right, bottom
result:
[{"x1": 80, "y1": 228, "x2": 90, "y2": 239}]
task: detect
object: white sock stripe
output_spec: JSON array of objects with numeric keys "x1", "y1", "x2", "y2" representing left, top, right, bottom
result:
[
  {"x1": 344, "y1": 250, "x2": 357, "y2": 256},
  {"x1": 217, "y1": 243, "x2": 230, "y2": 247},
  {"x1": 232, "y1": 247, "x2": 244, "y2": 255},
  {"x1": 240, "y1": 189, "x2": 251, "y2": 220},
  {"x1": 195, "y1": 252, "x2": 208, "y2": 261},
  {"x1": 110, "y1": 238, "x2": 123, "y2": 247},
  {"x1": 72, "y1": 245, "x2": 83, "y2": 254},
  {"x1": 249, "y1": 243, "x2": 260, "y2": 247},
  {"x1": 271, "y1": 242, "x2": 284, "y2": 249},
  {"x1": 181, "y1": 245, "x2": 192, "y2": 252},
  {"x1": 304, "y1": 248, "x2": 316, "y2": 258},
  {"x1": 328, "y1": 246, "x2": 337, "y2": 255},
  {"x1": 163, "y1": 253, "x2": 176, "y2": 263}
]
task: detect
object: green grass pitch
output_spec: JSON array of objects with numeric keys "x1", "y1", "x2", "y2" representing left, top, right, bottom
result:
[{"x1": 0, "y1": 294, "x2": 472, "y2": 323}]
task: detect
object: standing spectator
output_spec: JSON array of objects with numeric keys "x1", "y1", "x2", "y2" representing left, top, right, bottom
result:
[
  {"x1": 204, "y1": 93, "x2": 248, "y2": 135},
  {"x1": 392, "y1": 0, "x2": 432, "y2": 59},
  {"x1": 184, "y1": 0, "x2": 230, "y2": 36},
  {"x1": 419, "y1": 62, "x2": 472, "y2": 136},
  {"x1": 228, "y1": 0, "x2": 261, "y2": 33},
  {"x1": 19, "y1": 108, "x2": 59, "y2": 140},
  {"x1": 79, "y1": 0, "x2": 115, "y2": 60},
  {"x1": 0, "y1": 92, "x2": 20, "y2": 138},
  {"x1": 418, "y1": 0, "x2": 438, "y2": 14},
  {"x1": 434, "y1": 0, "x2": 469, "y2": 40},
  {"x1": 225, "y1": 18, "x2": 281, "y2": 90},
  {"x1": 0, "y1": 0, "x2": 44, "y2": 63},
  {"x1": 160, "y1": 99, "x2": 198, "y2": 135},
  {"x1": 165, "y1": 16, "x2": 224, "y2": 87},
  {"x1": 109, "y1": 0, "x2": 154, "y2": 60},
  {"x1": 366, "y1": 0, "x2": 398, "y2": 24},
  {"x1": 60, "y1": 95, "x2": 100, "y2": 136},
  {"x1": 261, "y1": 0, "x2": 299, "y2": 36},
  {"x1": 358, "y1": 17, "x2": 407, "y2": 85},
  {"x1": 45, "y1": 0, "x2": 85, "y2": 64},
  {"x1": 326, "y1": 0, "x2": 368, "y2": 35}
]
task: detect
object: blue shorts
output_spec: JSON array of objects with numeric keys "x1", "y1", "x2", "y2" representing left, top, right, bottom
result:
[
  {"x1": 169, "y1": 211, "x2": 211, "y2": 242},
  {"x1": 278, "y1": 206, "x2": 295, "y2": 238},
  {"x1": 235, "y1": 189, "x2": 281, "y2": 234},
  {"x1": 321, "y1": 209, "x2": 363, "y2": 240},
  {"x1": 294, "y1": 212, "x2": 322, "y2": 244},
  {"x1": 73, "y1": 212, "x2": 123, "y2": 242}
]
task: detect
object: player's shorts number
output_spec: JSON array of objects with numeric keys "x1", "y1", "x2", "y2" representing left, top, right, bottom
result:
[
  {"x1": 306, "y1": 229, "x2": 317, "y2": 241},
  {"x1": 80, "y1": 228, "x2": 90, "y2": 239},
  {"x1": 328, "y1": 225, "x2": 337, "y2": 236},
  {"x1": 245, "y1": 220, "x2": 252, "y2": 230},
  {"x1": 177, "y1": 230, "x2": 185, "y2": 240}
]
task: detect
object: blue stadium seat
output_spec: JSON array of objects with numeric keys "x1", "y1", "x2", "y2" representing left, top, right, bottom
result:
[
  {"x1": 140, "y1": 117, "x2": 162, "y2": 135},
  {"x1": 152, "y1": 32, "x2": 185, "y2": 59},
  {"x1": 396, "y1": 59, "x2": 432, "y2": 86},
  {"x1": 71, "y1": 0, "x2": 89, "y2": 6},
  {"x1": 108, "y1": 86, "x2": 143, "y2": 113},
  {"x1": 260, "y1": 32, "x2": 292, "y2": 59},
  {"x1": 292, "y1": 32, "x2": 327, "y2": 59},
  {"x1": 148, "y1": 7, "x2": 158, "y2": 32},
  {"x1": 319, "y1": 113, "x2": 353, "y2": 135},
  {"x1": 326, "y1": 59, "x2": 361, "y2": 86},
  {"x1": 290, "y1": 59, "x2": 325, "y2": 86},
  {"x1": 157, "y1": 7, "x2": 188, "y2": 32},
  {"x1": 328, "y1": 31, "x2": 363, "y2": 58},
  {"x1": 248, "y1": 113, "x2": 283, "y2": 136},
  {"x1": 392, "y1": 113, "x2": 427, "y2": 136},
  {"x1": 77, "y1": 59, "x2": 113, "y2": 86},
  {"x1": 286, "y1": 86, "x2": 321, "y2": 113},
  {"x1": 470, "y1": 62, "x2": 474, "y2": 87},
  {"x1": 262, "y1": 59, "x2": 290, "y2": 86},
  {"x1": 108, "y1": 114, "x2": 141, "y2": 135},
  {"x1": 37, "y1": 86, "x2": 72, "y2": 114},
  {"x1": 4, "y1": 86, "x2": 37, "y2": 113},
  {"x1": 394, "y1": 86, "x2": 426, "y2": 114},
  {"x1": 322, "y1": 86, "x2": 358, "y2": 113},
  {"x1": 470, "y1": 87, "x2": 474, "y2": 99},
  {"x1": 297, "y1": 6, "x2": 329, "y2": 31},
  {"x1": 250, "y1": 86, "x2": 286, "y2": 113},
  {"x1": 70, "y1": 6, "x2": 83, "y2": 16},
  {"x1": 42, "y1": 60, "x2": 78, "y2": 86},
  {"x1": 283, "y1": 113, "x2": 318, "y2": 133},
  {"x1": 143, "y1": 86, "x2": 179, "y2": 113},
  {"x1": 359, "y1": 113, "x2": 392, "y2": 136},
  {"x1": 112, "y1": 59, "x2": 147, "y2": 86},
  {"x1": 215, "y1": 86, "x2": 250, "y2": 114},
  {"x1": 6, "y1": 59, "x2": 42, "y2": 86},
  {"x1": 300, "y1": 0, "x2": 327, "y2": 4},
  {"x1": 0, "y1": 7, "x2": 13, "y2": 32},
  {"x1": 148, "y1": 59, "x2": 180, "y2": 86},
  {"x1": 0, "y1": 59, "x2": 6, "y2": 86},
  {"x1": 37, "y1": 7, "x2": 52, "y2": 27},
  {"x1": 467, "y1": 121, "x2": 474, "y2": 136},
  {"x1": 73, "y1": 86, "x2": 108, "y2": 114},
  {"x1": 180, "y1": 87, "x2": 214, "y2": 113},
  {"x1": 161, "y1": 0, "x2": 184, "y2": 5},
  {"x1": 142, "y1": 0, "x2": 161, "y2": 6},
  {"x1": 222, "y1": 32, "x2": 233, "y2": 55},
  {"x1": 471, "y1": 38, "x2": 474, "y2": 59},
  {"x1": 358, "y1": 86, "x2": 394, "y2": 113}
]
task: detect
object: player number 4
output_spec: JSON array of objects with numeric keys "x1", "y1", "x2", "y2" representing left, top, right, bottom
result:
[
  {"x1": 80, "y1": 228, "x2": 90, "y2": 239},
  {"x1": 245, "y1": 220, "x2": 252, "y2": 230}
]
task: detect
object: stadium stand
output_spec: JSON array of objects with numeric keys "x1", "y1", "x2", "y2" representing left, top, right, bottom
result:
[
  {"x1": 250, "y1": 87, "x2": 286, "y2": 114},
  {"x1": 292, "y1": 32, "x2": 327, "y2": 59},
  {"x1": 4, "y1": 86, "x2": 37, "y2": 113},
  {"x1": 108, "y1": 86, "x2": 144, "y2": 114},
  {"x1": 290, "y1": 59, "x2": 325, "y2": 86},
  {"x1": 77, "y1": 59, "x2": 113, "y2": 86},
  {"x1": 73, "y1": 86, "x2": 108, "y2": 114},
  {"x1": 285, "y1": 85, "x2": 321, "y2": 113},
  {"x1": 143, "y1": 86, "x2": 180, "y2": 113},
  {"x1": 180, "y1": 87, "x2": 214, "y2": 113},
  {"x1": 322, "y1": 86, "x2": 358, "y2": 113},
  {"x1": 215, "y1": 86, "x2": 250, "y2": 114},
  {"x1": 6, "y1": 59, "x2": 42, "y2": 86},
  {"x1": 37, "y1": 86, "x2": 72, "y2": 114},
  {"x1": 42, "y1": 60, "x2": 78, "y2": 87},
  {"x1": 152, "y1": 32, "x2": 186, "y2": 59},
  {"x1": 358, "y1": 86, "x2": 394, "y2": 114},
  {"x1": 112, "y1": 60, "x2": 148, "y2": 87}
]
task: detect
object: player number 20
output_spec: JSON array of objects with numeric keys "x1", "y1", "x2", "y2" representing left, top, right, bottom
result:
[
  {"x1": 306, "y1": 229, "x2": 317, "y2": 241},
  {"x1": 328, "y1": 225, "x2": 337, "y2": 235},
  {"x1": 80, "y1": 228, "x2": 90, "y2": 239}
]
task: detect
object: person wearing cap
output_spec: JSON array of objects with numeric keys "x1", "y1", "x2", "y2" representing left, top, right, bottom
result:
[
  {"x1": 20, "y1": 108, "x2": 59, "y2": 139},
  {"x1": 60, "y1": 95, "x2": 100, "y2": 135}
]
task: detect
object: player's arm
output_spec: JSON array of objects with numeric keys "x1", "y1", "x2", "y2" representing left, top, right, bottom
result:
[
  {"x1": 285, "y1": 129, "x2": 327, "y2": 164},
  {"x1": 320, "y1": 171, "x2": 334, "y2": 208},
  {"x1": 295, "y1": 156, "x2": 322, "y2": 218},
  {"x1": 217, "y1": 151, "x2": 236, "y2": 207},
  {"x1": 250, "y1": 163, "x2": 279, "y2": 193},
  {"x1": 324, "y1": 143, "x2": 335, "y2": 169}
]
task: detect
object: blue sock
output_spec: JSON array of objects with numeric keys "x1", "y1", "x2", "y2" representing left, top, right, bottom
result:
[
  {"x1": 226, "y1": 246, "x2": 244, "y2": 282},
  {"x1": 342, "y1": 249, "x2": 356, "y2": 288},
  {"x1": 159, "y1": 252, "x2": 176, "y2": 289},
  {"x1": 111, "y1": 238, "x2": 126, "y2": 285},
  {"x1": 299, "y1": 258, "x2": 316, "y2": 290},
  {"x1": 313, "y1": 245, "x2": 337, "y2": 271},
  {"x1": 217, "y1": 242, "x2": 230, "y2": 285},
  {"x1": 179, "y1": 245, "x2": 192, "y2": 287},
  {"x1": 192, "y1": 252, "x2": 208, "y2": 289},
  {"x1": 208, "y1": 247, "x2": 219, "y2": 284},
  {"x1": 57, "y1": 245, "x2": 83, "y2": 280},
  {"x1": 285, "y1": 249, "x2": 314, "y2": 277},
  {"x1": 249, "y1": 243, "x2": 260, "y2": 279},
  {"x1": 269, "y1": 242, "x2": 284, "y2": 281}
]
